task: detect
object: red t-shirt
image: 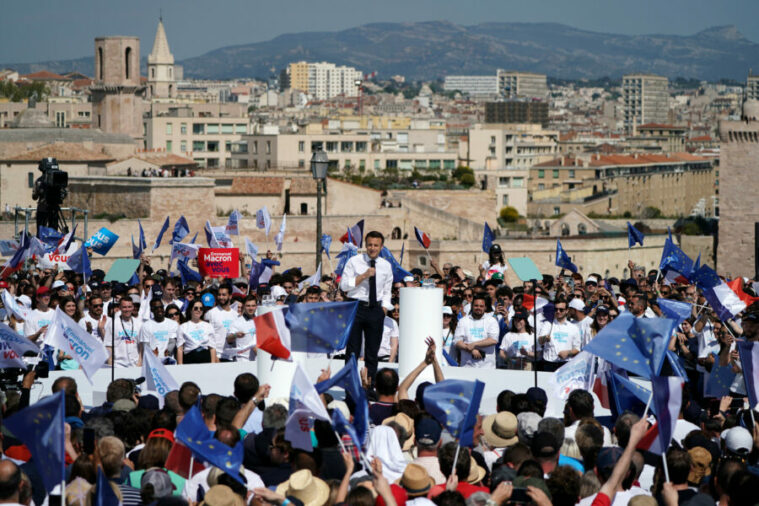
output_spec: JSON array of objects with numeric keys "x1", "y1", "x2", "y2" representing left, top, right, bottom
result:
[
  {"x1": 428, "y1": 482, "x2": 489, "y2": 499},
  {"x1": 591, "y1": 492, "x2": 611, "y2": 506}
]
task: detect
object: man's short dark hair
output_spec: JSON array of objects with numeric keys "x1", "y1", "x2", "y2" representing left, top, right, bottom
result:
[
  {"x1": 178, "y1": 381, "x2": 201, "y2": 412},
  {"x1": 614, "y1": 412, "x2": 640, "y2": 447},
  {"x1": 234, "y1": 373, "x2": 259, "y2": 404},
  {"x1": 306, "y1": 285, "x2": 321, "y2": 295},
  {"x1": 501, "y1": 442, "x2": 532, "y2": 469},
  {"x1": 0, "y1": 461, "x2": 21, "y2": 500},
  {"x1": 666, "y1": 447, "x2": 691, "y2": 485},
  {"x1": 365, "y1": 231, "x2": 384, "y2": 244},
  {"x1": 201, "y1": 394, "x2": 222, "y2": 420},
  {"x1": 496, "y1": 285, "x2": 514, "y2": 299},
  {"x1": 438, "y1": 442, "x2": 470, "y2": 480},
  {"x1": 432, "y1": 490, "x2": 466, "y2": 506},
  {"x1": 517, "y1": 459, "x2": 543, "y2": 479},
  {"x1": 375, "y1": 368, "x2": 399, "y2": 397},
  {"x1": 547, "y1": 466, "x2": 581, "y2": 506},
  {"x1": 215, "y1": 397, "x2": 241, "y2": 429},
  {"x1": 576, "y1": 424, "x2": 604, "y2": 471},
  {"x1": 567, "y1": 390, "x2": 594, "y2": 419},
  {"x1": 106, "y1": 379, "x2": 134, "y2": 403},
  {"x1": 52, "y1": 376, "x2": 77, "y2": 395},
  {"x1": 497, "y1": 390, "x2": 514, "y2": 413}
]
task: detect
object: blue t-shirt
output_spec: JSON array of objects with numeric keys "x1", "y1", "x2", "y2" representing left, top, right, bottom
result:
[{"x1": 559, "y1": 454, "x2": 585, "y2": 473}]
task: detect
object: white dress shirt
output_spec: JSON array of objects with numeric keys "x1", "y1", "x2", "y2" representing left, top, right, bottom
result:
[{"x1": 339, "y1": 253, "x2": 393, "y2": 310}]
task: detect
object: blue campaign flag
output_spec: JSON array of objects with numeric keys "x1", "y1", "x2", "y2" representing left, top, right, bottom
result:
[
  {"x1": 131, "y1": 235, "x2": 141, "y2": 260},
  {"x1": 38, "y1": 226, "x2": 63, "y2": 246},
  {"x1": 423, "y1": 379, "x2": 484, "y2": 447},
  {"x1": 84, "y1": 227, "x2": 119, "y2": 255},
  {"x1": 152, "y1": 216, "x2": 170, "y2": 252},
  {"x1": 583, "y1": 312, "x2": 674, "y2": 379},
  {"x1": 67, "y1": 247, "x2": 92, "y2": 277},
  {"x1": 627, "y1": 222, "x2": 645, "y2": 247},
  {"x1": 189, "y1": 231, "x2": 198, "y2": 244},
  {"x1": 659, "y1": 237, "x2": 693, "y2": 282},
  {"x1": 705, "y1": 357, "x2": 736, "y2": 398},
  {"x1": 175, "y1": 405, "x2": 211, "y2": 444},
  {"x1": 248, "y1": 259, "x2": 263, "y2": 290},
  {"x1": 138, "y1": 218, "x2": 147, "y2": 251},
  {"x1": 4, "y1": 390, "x2": 65, "y2": 493},
  {"x1": 736, "y1": 340, "x2": 759, "y2": 410},
  {"x1": 316, "y1": 356, "x2": 369, "y2": 445},
  {"x1": 379, "y1": 246, "x2": 413, "y2": 283},
  {"x1": 657, "y1": 298, "x2": 692, "y2": 325},
  {"x1": 320, "y1": 234, "x2": 332, "y2": 259},
  {"x1": 666, "y1": 350, "x2": 689, "y2": 382},
  {"x1": 96, "y1": 468, "x2": 120, "y2": 506},
  {"x1": 441, "y1": 348, "x2": 459, "y2": 366},
  {"x1": 332, "y1": 408, "x2": 362, "y2": 452},
  {"x1": 172, "y1": 216, "x2": 190, "y2": 244},
  {"x1": 555, "y1": 239, "x2": 578, "y2": 273},
  {"x1": 608, "y1": 371, "x2": 655, "y2": 419},
  {"x1": 482, "y1": 222, "x2": 496, "y2": 253},
  {"x1": 178, "y1": 259, "x2": 203, "y2": 285},
  {"x1": 288, "y1": 301, "x2": 358, "y2": 354},
  {"x1": 400, "y1": 242, "x2": 405, "y2": 265},
  {"x1": 5, "y1": 232, "x2": 30, "y2": 269}
]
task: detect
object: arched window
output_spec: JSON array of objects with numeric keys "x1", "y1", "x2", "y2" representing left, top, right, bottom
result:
[
  {"x1": 125, "y1": 47, "x2": 132, "y2": 79},
  {"x1": 151, "y1": 68, "x2": 155, "y2": 78},
  {"x1": 169, "y1": 84, "x2": 173, "y2": 96},
  {"x1": 577, "y1": 223, "x2": 587, "y2": 235},
  {"x1": 561, "y1": 223, "x2": 570, "y2": 236},
  {"x1": 98, "y1": 47, "x2": 103, "y2": 80},
  {"x1": 391, "y1": 227, "x2": 402, "y2": 240}
]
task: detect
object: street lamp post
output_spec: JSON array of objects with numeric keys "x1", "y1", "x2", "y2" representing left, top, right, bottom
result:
[{"x1": 311, "y1": 149, "x2": 329, "y2": 270}]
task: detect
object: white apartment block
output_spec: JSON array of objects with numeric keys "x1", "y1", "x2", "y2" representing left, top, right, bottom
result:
[
  {"x1": 622, "y1": 74, "x2": 669, "y2": 133},
  {"x1": 468, "y1": 123, "x2": 558, "y2": 216},
  {"x1": 747, "y1": 74, "x2": 759, "y2": 101},
  {"x1": 497, "y1": 71, "x2": 548, "y2": 100},
  {"x1": 443, "y1": 75, "x2": 499, "y2": 96},
  {"x1": 290, "y1": 61, "x2": 362, "y2": 100}
]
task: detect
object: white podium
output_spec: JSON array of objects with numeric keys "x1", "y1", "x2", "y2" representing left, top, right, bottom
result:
[{"x1": 398, "y1": 287, "x2": 443, "y2": 378}]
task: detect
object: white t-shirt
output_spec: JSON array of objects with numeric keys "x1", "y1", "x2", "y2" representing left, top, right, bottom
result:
[
  {"x1": 225, "y1": 315, "x2": 257, "y2": 361},
  {"x1": 139, "y1": 318, "x2": 179, "y2": 357},
  {"x1": 378, "y1": 317, "x2": 399, "y2": 359},
  {"x1": 539, "y1": 319, "x2": 581, "y2": 363},
  {"x1": 103, "y1": 316, "x2": 142, "y2": 367},
  {"x1": 204, "y1": 306, "x2": 238, "y2": 355},
  {"x1": 25, "y1": 308, "x2": 55, "y2": 344},
  {"x1": 499, "y1": 331, "x2": 533, "y2": 357},
  {"x1": 453, "y1": 313, "x2": 499, "y2": 368},
  {"x1": 177, "y1": 320, "x2": 215, "y2": 353},
  {"x1": 182, "y1": 467, "x2": 264, "y2": 501},
  {"x1": 78, "y1": 313, "x2": 104, "y2": 340},
  {"x1": 481, "y1": 260, "x2": 508, "y2": 280}
]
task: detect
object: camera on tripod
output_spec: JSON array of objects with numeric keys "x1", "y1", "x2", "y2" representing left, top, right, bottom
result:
[
  {"x1": 38, "y1": 157, "x2": 68, "y2": 203},
  {"x1": 33, "y1": 157, "x2": 69, "y2": 234}
]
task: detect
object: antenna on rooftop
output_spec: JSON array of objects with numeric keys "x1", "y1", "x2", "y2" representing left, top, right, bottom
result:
[{"x1": 159, "y1": 9, "x2": 163, "y2": 22}]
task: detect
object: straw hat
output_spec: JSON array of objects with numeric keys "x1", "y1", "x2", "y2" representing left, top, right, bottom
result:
[
  {"x1": 467, "y1": 457, "x2": 486, "y2": 485},
  {"x1": 202, "y1": 484, "x2": 244, "y2": 506},
  {"x1": 482, "y1": 412, "x2": 519, "y2": 448},
  {"x1": 395, "y1": 463, "x2": 435, "y2": 497},
  {"x1": 275, "y1": 469, "x2": 330, "y2": 506},
  {"x1": 383, "y1": 412, "x2": 415, "y2": 451}
]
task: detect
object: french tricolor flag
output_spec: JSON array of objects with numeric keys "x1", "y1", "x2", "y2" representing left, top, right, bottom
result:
[
  {"x1": 737, "y1": 340, "x2": 759, "y2": 411},
  {"x1": 254, "y1": 308, "x2": 292, "y2": 359},
  {"x1": 691, "y1": 265, "x2": 746, "y2": 321},
  {"x1": 339, "y1": 220, "x2": 364, "y2": 248},
  {"x1": 637, "y1": 377, "x2": 683, "y2": 455},
  {"x1": 414, "y1": 227, "x2": 431, "y2": 249},
  {"x1": 593, "y1": 360, "x2": 611, "y2": 409}
]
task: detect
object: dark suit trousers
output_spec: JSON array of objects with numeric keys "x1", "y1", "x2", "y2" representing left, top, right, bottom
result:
[{"x1": 346, "y1": 304, "x2": 385, "y2": 383}]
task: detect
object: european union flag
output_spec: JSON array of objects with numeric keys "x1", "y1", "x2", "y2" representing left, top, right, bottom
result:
[
  {"x1": 316, "y1": 356, "x2": 369, "y2": 445},
  {"x1": 705, "y1": 357, "x2": 736, "y2": 398},
  {"x1": 334, "y1": 243, "x2": 358, "y2": 277},
  {"x1": 583, "y1": 313, "x2": 673, "y2": 379},
  {"x1": 67, "y1": 247, "x2": 92, "y2": 277},
  {"x1": 482, "y1": 222, "x2": 495, "y2": 253},
  {"x1": 627, "y1": 222, "x2": 645, "y2": 248},
  {"x1": 38, "y1": 226, "x2": 63, "y2": 247},
  {"x1": 175, "y1": 406, "x2": 245, "y2": 484},
  {"x1": 331, "y1": 408, "x2": 361, "y2": 452},
  {"x1": 4, "y1": 390, "x2": 65, "y2": 493},
  {"x1": 379, "y1": 247, "x2": 413, "y2": 283},
  {"x1": 555, "y1": 239, "x2": 578, "y2": 273},
  {"x1": 287, "y1": 301, "x2": 358, "y2": 353},
  {"x1": 178, "y1": 259, "x2": 203, "y2": 284},
  {"x1": 423, "y1": 379, "x2": 484, "y2": 447},
  {"x1": 659, "y1": 237, "x2": 693, "y2": 280},
  {"x1": 96, "y1": 467, "x2": 120, "y2": 506},
  {"x1": 657, "y1": 298, "x2": 692, "y2": 325},
  {"x1": 666, "y1": 350, "x2": 689, "y2": 381},
  {"x1": 608, "y1": 371, "x2": 655, "y2": 419},
  {"x1": 321, "y1": 234, "x2": 332, "y2": 259}
]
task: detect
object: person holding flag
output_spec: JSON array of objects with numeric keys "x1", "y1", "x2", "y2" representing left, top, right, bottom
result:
[
  {"x1": 480, "y1": 243, "x2": 508, "y2": 281},
  {"x1": 339, "y1": 231, "x2": 393, "y2": 385}
]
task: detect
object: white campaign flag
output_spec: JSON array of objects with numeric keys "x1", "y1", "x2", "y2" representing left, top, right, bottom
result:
[
  {"x1": 548, "y1": 351, "x2": 595, "y2": 401},
  {"x1": 45, "y1": 307, "x2": 108, "y2": 384},
  {"x1": 245, "y1": 238, "x2": 259, "y2": 260},
  {"x1": 2, "y1": 289, "x2": 29, "y2": 321},
  {"x1": 285, "y1": 363, "x2": 330, "y2": 451},
  {"x1": 142, "y1": 350, "x2": 180, "y2": 396},
  {"x1": 298, "y1": 263, "x2": 322, "y2": 291},
  {"x1": 256, "y1": 206, "x2": 272, "y2": 236},
  {"x1": 274, "y1": 214, "x2": 287, "y2": 251},
  {"x1": 0, "y1": 323, "x2": 39, "y2": 368},
  {"x1": 170, "y1": 242, "x2": 200, "y2": 264}
]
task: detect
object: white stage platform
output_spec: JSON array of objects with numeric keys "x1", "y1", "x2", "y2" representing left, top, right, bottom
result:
[{"x1": 31, "y1": 358, "x2": 617, "y2": 419}]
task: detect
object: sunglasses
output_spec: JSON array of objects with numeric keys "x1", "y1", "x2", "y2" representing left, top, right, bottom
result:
[
  {"x1": 91, "y1": 304, "x2": 103, "y2": 308},
  {"x1": 167, "y1": 312, "x2": 179, "y2": 317},
  {"x1": 192, "y1": 307, "x2": 203, "y2": 311}
]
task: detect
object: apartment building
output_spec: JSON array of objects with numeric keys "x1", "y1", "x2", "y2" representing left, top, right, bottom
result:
[
  {"x1": 231, "y1": 122, "x2": 458, "y2": 173},
  {"x1": 496, "y1": 71, "x2": 548, "y2": 100},
  {"x1": 287, "y1": 61, "x2": 362, "y2": 100},
  {"x1": 622, "y1": 74, "x2": 669, "y2": 133},
  {"x1": 747, "y1": 74, "x2": 759, "y2": 101},
  {"x1": 144, "y1": 105, "x2": 249, "y2": 168},
  {"x1": 443, "y1": 75, "x2": 498, "y2": 96},
  {"x1": 468, "y1": 123, "x2": 558, "y2": 216}
]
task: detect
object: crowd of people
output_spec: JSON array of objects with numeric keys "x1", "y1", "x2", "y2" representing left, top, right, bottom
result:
[{"x1": 0, "y1": 230, "x2": 757, "y2": 506}]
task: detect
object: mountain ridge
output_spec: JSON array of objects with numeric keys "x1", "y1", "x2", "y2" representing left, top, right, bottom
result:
[{"x1": 3, "y1": 21, "x2": 758, "y2": 81}]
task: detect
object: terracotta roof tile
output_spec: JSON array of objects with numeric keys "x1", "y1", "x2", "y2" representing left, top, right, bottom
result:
[
  {"x1": 3, "y1": 143, "x2": 113, "y2": 162},
  {"x1": 21, "y1": 70, "x2": 69, "y2": 81},
  {"x1": 215, "y1": 176, "x2": 317, "y2": 196}
]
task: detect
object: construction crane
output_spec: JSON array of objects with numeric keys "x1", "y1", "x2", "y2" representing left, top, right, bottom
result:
[{"x1": 356, "y1": 71, "x2": 377, "y2": 116}]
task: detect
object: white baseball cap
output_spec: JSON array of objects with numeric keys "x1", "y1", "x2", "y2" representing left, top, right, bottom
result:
[
  {"x1": 724, "y1": 426, "x2": 753, "y2": 456},
  {"x1": 442, "y1": 306, "x2": 453, "y2": 315},
  {"x1": 569, "y1": 298, "x2": 585, "y2": 312},
  {"x1": 271, "y1": 285, "x2": 287, "y2": 299},
  {"x1": 51, "y1": 280, "x2": 66, "y2": 290}
]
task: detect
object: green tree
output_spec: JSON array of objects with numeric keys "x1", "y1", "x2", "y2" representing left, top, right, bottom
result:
[
  {"x1": 500, "y1": 206, "x2": 519, "y2": 222},
  {"x1": 460, "y1": 173, "x2": 475, "y2": 187}
]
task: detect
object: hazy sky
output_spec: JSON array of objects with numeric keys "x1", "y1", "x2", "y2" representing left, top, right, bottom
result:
[{"x1": 2, "y1": 0, "x2": 758, "y2": 63}]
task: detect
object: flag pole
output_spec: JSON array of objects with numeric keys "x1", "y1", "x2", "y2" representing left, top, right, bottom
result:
[
  {"x1": 642, "y1": 391, "x2": 653, "y2": 419},
  {"x1": 189, "y1": 456, "x2": 195, "y2": 480},
  {"x1": 451, "y1": 443, "x2": 461, "y2": 475},
  {"x1": 662, "y1": 453, "x2": 670, "y2": 483},
  {"x1": 532, "y1": 280, "x2": 538, "y2": 388}
]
